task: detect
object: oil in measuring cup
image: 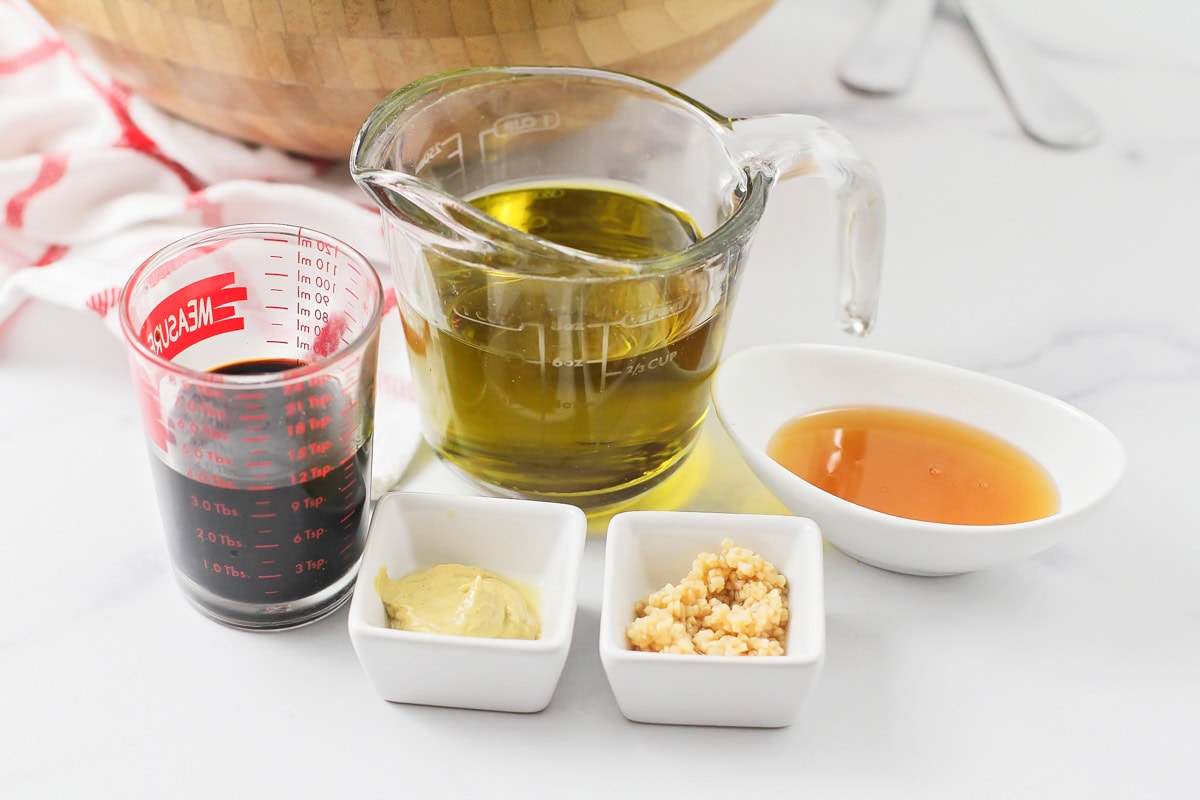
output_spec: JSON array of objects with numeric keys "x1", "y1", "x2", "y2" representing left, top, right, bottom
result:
[
  {"x1": 398, "y1": 182, "x2": 732, "y2": 505},
  {"x1": 120, "y1": 224, "x2": 384, "y2": 630}
]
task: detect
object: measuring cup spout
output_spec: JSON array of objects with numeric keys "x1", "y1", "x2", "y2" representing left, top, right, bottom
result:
[
  {"x1": 727, "y1": 115, "x2": 885, "y2": 335},
  {"x1": 353, "y1": 165, "x2": 647, "y2": 277},
  {"x1": 353, "y1": 168, "x2": 492, "y2": 254}
]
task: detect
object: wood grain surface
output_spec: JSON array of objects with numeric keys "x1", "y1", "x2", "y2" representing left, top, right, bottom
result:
[{"x1": 30, "y1": 0, "x2": 776, "y2": 158}]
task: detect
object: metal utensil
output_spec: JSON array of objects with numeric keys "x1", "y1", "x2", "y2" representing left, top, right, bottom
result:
[
  {"x1": 957, "y1": 0, "x2": 1100, "y2": 148},
  {"x1": 838, "y1": 0, "x2": 938, "y2": 94}
]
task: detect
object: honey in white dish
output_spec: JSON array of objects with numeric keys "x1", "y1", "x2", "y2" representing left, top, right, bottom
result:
[{"x1": 767, "y1": 406, "x2": 1059, "y2": 525}]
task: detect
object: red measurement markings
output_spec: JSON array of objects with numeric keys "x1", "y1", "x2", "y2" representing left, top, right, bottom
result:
[
  {"x1": 263, "y1": 237, "x2": 289, "y2": 243},
  {"x1": 202, "y1": 560, "x2": 248, "y2": 578},
  {"x1": 243, "y1": 435, "x2": 270, "y2": 443},
  {"x1": 133, "y1": 367, "x2": 171, "y2": 451},
  {"x1": 259, "y1": 574, "x2": 283, "y2": 580},
  {"x1": 344, "y1": 287, "x2": 359, "y2": 300},
  {"x1": 292, "y1": 465, "x2": 334, "y2": 483},
  {"x1": 264, "y1": 272, "x2": 288, "y2": 277},
  {"x1": 183, "y1": 470, "x2": 235, "y2": 488},
  {"x1": 265, "y1": 305, "x2": 288, "y2": 310},
  {"x1": 254, "y1": 543, "x2": 279, "y2": 549},
  {"x1": 288, "y1": 415, "x2": 331, "y2": 435},
  {"x1": 296, "y1": 228, "x2": 339, "y2": 256},
  {"x1": 239, "y1": 414, "x2": 268, "y2": 421},
  {"x1": 188, "y1": 383, "x2": 223, "y2": 399}
]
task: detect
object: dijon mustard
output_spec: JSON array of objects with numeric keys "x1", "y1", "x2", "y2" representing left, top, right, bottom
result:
[{"x1": 374, "y1": 564, "x2": 540, "y2": 640}]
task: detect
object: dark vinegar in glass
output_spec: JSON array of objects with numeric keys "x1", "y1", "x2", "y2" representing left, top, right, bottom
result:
[{"x1": 149, "y1": 357, "x2": 371, "y2": 609}]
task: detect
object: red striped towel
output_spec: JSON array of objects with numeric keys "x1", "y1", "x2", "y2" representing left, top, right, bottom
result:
[{"x1": 0, "y1": 0, "x2": 419, "y2": 495}]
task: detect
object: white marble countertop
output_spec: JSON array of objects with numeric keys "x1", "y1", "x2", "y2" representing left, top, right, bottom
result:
[{"x1": 3, "y1": 0, "x2": 1198, "y2": 796}]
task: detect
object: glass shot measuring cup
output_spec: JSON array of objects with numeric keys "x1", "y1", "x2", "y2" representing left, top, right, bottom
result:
[
  {"x1": 351, "y1": 66, "x2": 884, "y2": 510},
  {"x1": 119, "y1": 224, "x2": 383, "y2": 630}
]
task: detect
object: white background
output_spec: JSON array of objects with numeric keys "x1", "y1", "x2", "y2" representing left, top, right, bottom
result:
[{"x1": 3, "y1": 1, "x2": 1198, "y2": 797}]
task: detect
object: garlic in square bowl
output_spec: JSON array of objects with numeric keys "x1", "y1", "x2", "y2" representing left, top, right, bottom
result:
[{"x1": 599, "y1": 510, "x2": 825, "y2": 728}]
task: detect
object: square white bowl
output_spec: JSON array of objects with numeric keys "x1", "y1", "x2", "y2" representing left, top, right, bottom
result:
[
  {"x1": 599, "y1": 510, "x2": 825, "y2": 728},
  {"x1": 347, "y1": 491, "x2": 587, "y2": 713}
]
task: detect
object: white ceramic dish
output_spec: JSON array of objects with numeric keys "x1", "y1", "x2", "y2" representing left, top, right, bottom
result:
[
  {"x1": 599, "y1": 510, "x2": 825, "y2": 728},
  {"x1": 347, "y1": 491, "x2": 587, "y2": 713},
  {"x1": 711, "y1": 343, "x2": 1126, "y2": 576}
]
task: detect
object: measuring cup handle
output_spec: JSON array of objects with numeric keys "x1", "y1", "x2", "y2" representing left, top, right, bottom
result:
[{"x1": 728, "y1": 115, "x2": 886, "y2": 335}]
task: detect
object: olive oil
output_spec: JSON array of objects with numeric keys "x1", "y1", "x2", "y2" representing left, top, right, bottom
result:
[
  {"x1": 767, "y1": 406, "x2": 1059, "y2": 525},
  {"x1": 399, "y1": 182, "x2": 734, "y2": 505},
  {"x1": 468, "y1": 182, "x2": 700, "y2": 260}
]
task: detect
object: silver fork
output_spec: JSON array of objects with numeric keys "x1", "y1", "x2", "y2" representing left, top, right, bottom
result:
[
  {"x1": 838, "y1": 0, "x2": 938, "y2": 95},
  {"x1": 956, "y1": 0, "x2": 1100, "y2": 148},
  {"x1": 838, "y1": 0, "x2": 1100, "y2": 148}
]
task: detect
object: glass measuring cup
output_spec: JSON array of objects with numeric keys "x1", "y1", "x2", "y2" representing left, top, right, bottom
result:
[
  {"x1": 351, "y1": 66, "x2": 884, "y2": 510},
  {"x1": 119, "y1": 224, "x2": 383, "y2": 630}
]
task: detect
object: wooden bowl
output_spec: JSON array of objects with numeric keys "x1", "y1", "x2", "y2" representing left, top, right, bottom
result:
[{"x1": 30, "y1": 0, "x2": 776, "y2": 159}]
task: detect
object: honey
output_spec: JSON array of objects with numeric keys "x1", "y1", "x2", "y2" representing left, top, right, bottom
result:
[{"x1": 767, "y1": 406, "x2": 1059, "y2": 525}]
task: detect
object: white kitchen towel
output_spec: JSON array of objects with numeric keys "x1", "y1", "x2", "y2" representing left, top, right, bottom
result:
[{"x1": 0, "y1": 0, "x2": 420, "y2": 496}]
